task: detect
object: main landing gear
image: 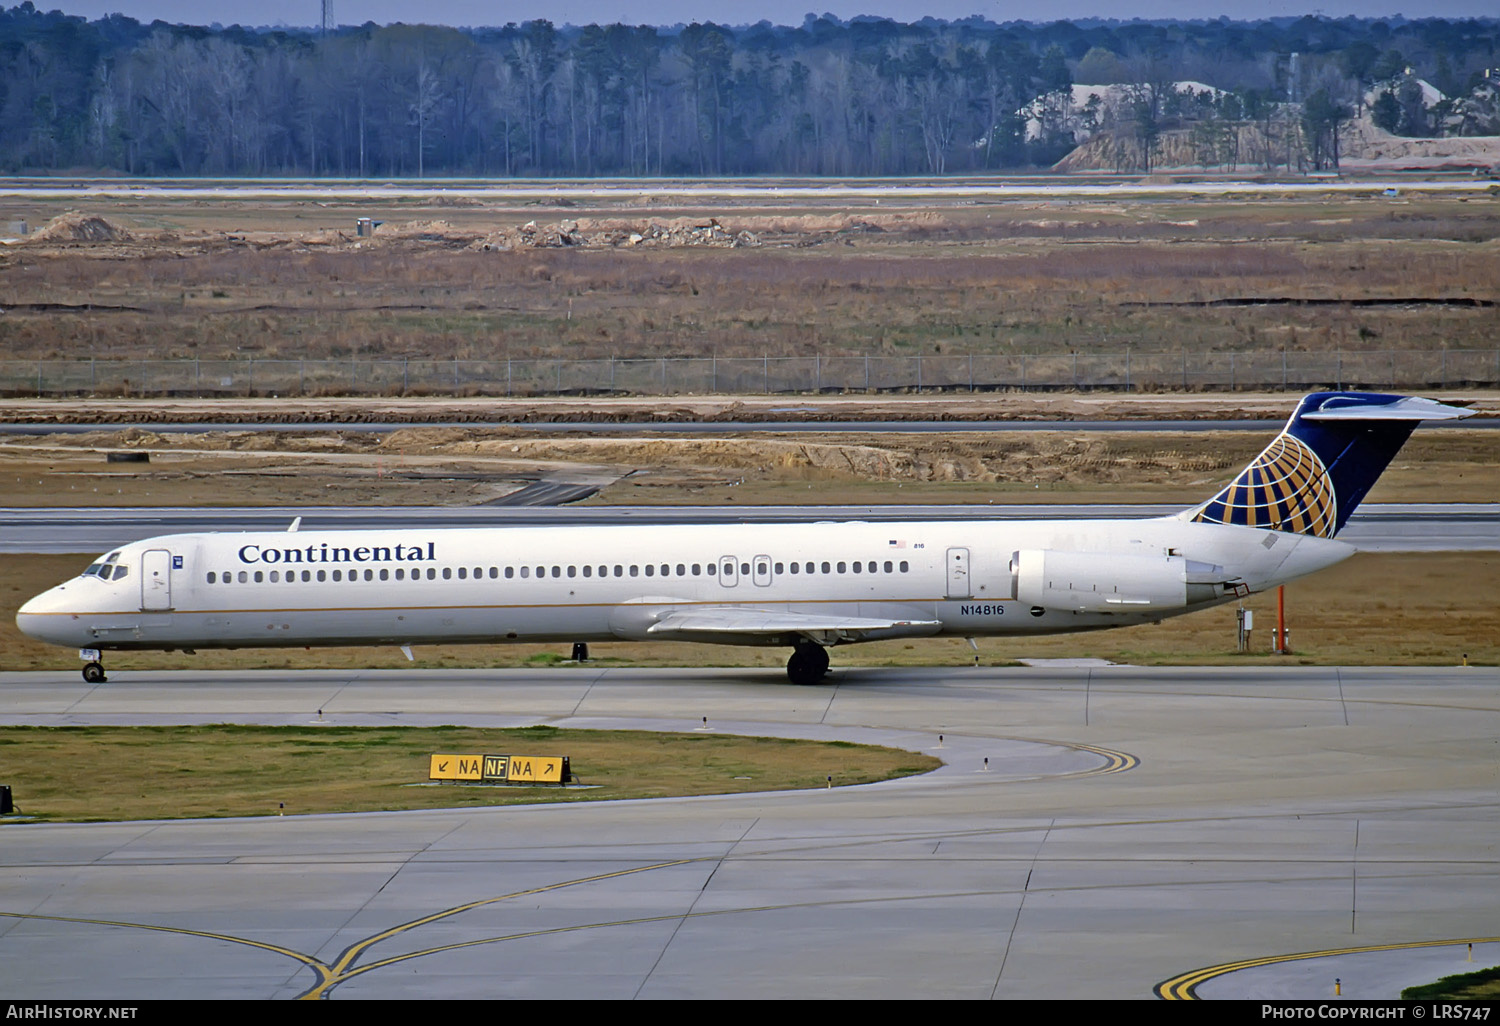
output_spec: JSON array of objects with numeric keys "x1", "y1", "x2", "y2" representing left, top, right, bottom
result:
[
  {"x1": 786, "y1": 641, "x2": 830, "y2": 686},
  {"x1": 82, "y1": 661, "x2": 107, "y2": 684}
]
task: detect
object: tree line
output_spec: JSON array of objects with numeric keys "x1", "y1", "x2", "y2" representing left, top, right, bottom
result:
[{"x1": 2, "y1": 3, "x2": 1497, "y2": 177}]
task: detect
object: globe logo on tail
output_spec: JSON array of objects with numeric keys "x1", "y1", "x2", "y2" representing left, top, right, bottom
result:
[{"x1": 1191, "y1": 433, "x2": 1337, "y2": 538}]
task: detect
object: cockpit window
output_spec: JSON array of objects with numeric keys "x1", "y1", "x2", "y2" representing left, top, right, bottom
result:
[{"x1": 80, "y1": 554, "x2": 130, "y2": 580}]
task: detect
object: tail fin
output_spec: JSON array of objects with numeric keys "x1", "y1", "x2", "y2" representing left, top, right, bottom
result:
[{"x1": 1187, "y1": 391, "x2": 1473, "y2": 537}]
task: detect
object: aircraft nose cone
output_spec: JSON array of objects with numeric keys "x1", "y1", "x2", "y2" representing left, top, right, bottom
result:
[
  {"x1": 16, "y1": 586, "x2": 77, "y2": 645},
  {"x1": 15, "y1": 606, "x2": 46, "y2": 640},
  {"x1": 17, "y1": 589, "x2": 48, "y2": 622}
]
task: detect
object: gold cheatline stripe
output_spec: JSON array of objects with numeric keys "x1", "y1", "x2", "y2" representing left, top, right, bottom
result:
[{"x1": 21, "y1": 594, "x2": 948, "y2": 618}]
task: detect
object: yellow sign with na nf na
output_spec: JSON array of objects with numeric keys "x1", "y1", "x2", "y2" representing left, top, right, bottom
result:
[{"x1": 429, "y1": 753, "x2": 567, "y2": 784}]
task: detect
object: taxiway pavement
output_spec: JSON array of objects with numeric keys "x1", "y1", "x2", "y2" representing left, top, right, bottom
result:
[{"x1": 1, "y1": 664, "x2": 1496, "y2": 1000}]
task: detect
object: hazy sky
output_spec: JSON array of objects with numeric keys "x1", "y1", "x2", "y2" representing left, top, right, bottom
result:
[{"x1": 40, "y1": 2, "x2": 1500, "y2": 31}]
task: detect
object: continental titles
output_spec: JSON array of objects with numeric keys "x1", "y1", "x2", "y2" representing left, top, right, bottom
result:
[{"x1": 237, "y1": 542, "x2": 436, "y2": 565}]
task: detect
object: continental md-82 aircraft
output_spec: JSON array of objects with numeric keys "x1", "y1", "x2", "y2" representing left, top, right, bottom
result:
[{"x1": 18, "y1": 391, "x2": 1472, "y2": 685}]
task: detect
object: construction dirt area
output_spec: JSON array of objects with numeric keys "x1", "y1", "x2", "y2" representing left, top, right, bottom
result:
[{"x1": 1, "y1": 390, "x2": 1497, "y2": 508}]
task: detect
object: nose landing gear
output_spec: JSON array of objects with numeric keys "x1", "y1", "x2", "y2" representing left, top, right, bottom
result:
[{"x1": 786, "y1": 641, "x2": 830, "y2": 686}]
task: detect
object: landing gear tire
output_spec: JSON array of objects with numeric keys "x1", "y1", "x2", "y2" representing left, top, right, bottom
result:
[
  {"x1": 786, "y1": 642, "x2": 830, "y2": 686},
  {"x1": 81, "y1": 661, "x2": 107, "y2": 684}
]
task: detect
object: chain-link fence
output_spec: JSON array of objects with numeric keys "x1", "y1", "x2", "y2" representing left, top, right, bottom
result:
[{"x1": 2, "y1": 350, "x2": 1497, "y2": 398}]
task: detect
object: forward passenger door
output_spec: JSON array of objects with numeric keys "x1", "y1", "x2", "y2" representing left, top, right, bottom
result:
[{"x1": 141, "y1": 549, "x2": 173, "y2": 611}]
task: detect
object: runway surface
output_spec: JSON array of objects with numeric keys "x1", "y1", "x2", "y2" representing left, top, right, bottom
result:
[
  {"x1": 4, "y1": 503, "x2": 1495, "y2": 553},
  {"x1": 1, "y1": 664, "x2": 1496, "y2": 1000}
]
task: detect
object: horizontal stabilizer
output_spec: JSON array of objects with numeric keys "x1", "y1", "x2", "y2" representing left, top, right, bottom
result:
[{"x1": 1299, "y1": 395, "x2": 1475, "y2": 422}]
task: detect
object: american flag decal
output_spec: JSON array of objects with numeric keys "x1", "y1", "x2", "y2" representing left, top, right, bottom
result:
[{"x1": 1191, "y1": 433, "x2": 1337, "y2": 538}]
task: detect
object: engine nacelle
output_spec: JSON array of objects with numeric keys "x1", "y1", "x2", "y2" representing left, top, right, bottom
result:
[{"x1": 1012, "y1": 549, "x2": 1237, "y2": 613}]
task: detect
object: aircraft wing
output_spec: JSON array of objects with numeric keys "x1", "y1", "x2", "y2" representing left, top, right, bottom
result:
[{"x1": 645, "y1": 606, "x2": 941, "y2": 642}]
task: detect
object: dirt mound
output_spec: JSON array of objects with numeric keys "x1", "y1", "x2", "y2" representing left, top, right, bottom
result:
[
  {"x1": 1055, "y1": 114, "x2": 1500, "y2": 173},
  {"x1": 1337, "y1": 116, "x2": 1500, "y2": 169},
  {"x1": 28, "y1": 213, "x2": 133, "y2": 243}
]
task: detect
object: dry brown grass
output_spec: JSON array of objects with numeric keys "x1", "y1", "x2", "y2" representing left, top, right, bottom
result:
[{"x1": 1, "y1": 194, "x2": 1496, "y2": 368}]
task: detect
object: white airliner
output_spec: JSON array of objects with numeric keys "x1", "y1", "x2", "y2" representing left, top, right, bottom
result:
[{"x1": 17, "y1": 391, "x2": 1472, "y2": 685}]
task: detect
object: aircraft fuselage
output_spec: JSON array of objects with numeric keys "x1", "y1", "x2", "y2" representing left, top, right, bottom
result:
[{"x1": 16, "y1": 516, "x2": 1352, "y2": 654}]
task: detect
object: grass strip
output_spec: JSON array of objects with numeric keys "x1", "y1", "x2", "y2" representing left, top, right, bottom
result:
[
  {"x1": 1402, "y1": 964, "x2": 1500, "y2": 1000},
  {"x1": 0, "y1": 724, "x2": 939, "y2": 823}
]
